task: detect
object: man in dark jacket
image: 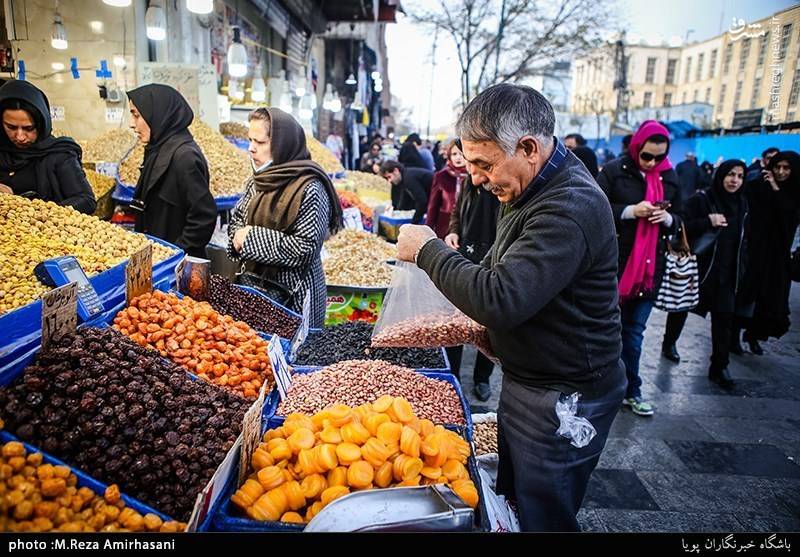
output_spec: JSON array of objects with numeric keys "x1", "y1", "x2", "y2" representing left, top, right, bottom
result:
[
  {"x1": 675, "y1": 152, "x2": 704, "y2": 202},
  {"x1": 396, "y1": 84, "x2": 625, "y2": 531},
  {"x1": 746, "y1": 146, "x2": 779, "y2": 182},
  {"x1": 381, "y1": 159, "x2": 431, "y2": 224},
  {"x1": 564, "y1": 133, "x2": 599, "y2": 178}
]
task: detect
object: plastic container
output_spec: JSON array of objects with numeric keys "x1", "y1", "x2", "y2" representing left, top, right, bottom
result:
[
  {"x1": 0, "y1": 430, "x2": 174, "y2": 523},
  {"x1": 261, "y1": 367, "x2": 472, "y2": 435},
  {"x1": 211, "y1": 416, "x2": 488, "y2": 532},
  {"x1": 113, "y1": 174, "x2": 242, "y2": 213},
  {"x1": 377, "y1": 213, "x2": 414, "y2": 242}
]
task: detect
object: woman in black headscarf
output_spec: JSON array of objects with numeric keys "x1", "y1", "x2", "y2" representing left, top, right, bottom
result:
[
  {"x1": 662, "y1": 160, "x2": 750, "y2": 388},
  {"x1": 398, "y1": 133, "x2": 427, "y2": 170},
  {"x1": 126, "y1": 84, "x2": 216, "y2": 258},
  {"x1": 0, "y1": 80, "x2": 95, "y2": 213},
  {"x1": 227, "y1": 108, "x2": 343, "y2": 326},
  {"x1": 739, "y1": 150, "x2": 800, "y2": 354}
]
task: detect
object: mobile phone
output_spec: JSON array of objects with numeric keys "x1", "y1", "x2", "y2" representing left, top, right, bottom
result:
[{"x1": 653, "y1": 200, "x2": 671, "y2": 210}]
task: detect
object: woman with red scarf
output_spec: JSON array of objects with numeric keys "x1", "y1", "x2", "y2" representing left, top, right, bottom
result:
[
  {"x1": 425, "y1": 140, "x2": 468, "y2": 238},
  {"x1": 597, "y1": 121, "x2": 681, "y2": 416}
]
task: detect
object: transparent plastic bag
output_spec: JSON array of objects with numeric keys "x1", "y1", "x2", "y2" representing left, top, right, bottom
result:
[
  {"x1": 370, "y1": 262, "x2": 497, "y2": 360},
  {"x1": 555, "y1": 393, "x2": 596, "y2": 448}
]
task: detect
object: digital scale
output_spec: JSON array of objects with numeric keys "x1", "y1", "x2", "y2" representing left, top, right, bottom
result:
[{"x1": 34, "y1": 256, "x2": 104, "y2": 321}]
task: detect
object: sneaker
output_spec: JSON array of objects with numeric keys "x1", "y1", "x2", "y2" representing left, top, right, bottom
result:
[
  {"x1": 622, "y1": 397, "x2": 654, "y2": 416},
  {"x1": 473, "y1": 382, "x2": 492, "y2": 402}
]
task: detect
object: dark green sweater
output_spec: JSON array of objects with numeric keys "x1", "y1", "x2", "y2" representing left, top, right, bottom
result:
[{"x1": 417, "y1": 152, "x2": 624, "y2": 397}]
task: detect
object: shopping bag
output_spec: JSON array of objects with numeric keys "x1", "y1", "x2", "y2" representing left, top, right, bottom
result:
[
  {"x1": 370, "y1": 261, "x2": 496, "y2": 360},
  {"x1": 655, "y1": 225, "x2": 699, "y2": 312}
]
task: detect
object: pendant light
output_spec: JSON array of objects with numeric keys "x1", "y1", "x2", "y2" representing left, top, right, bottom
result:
[
  {"x1": 145, "y1": 0, "x2": 166, "y2": 41},
  {"x1": 227, "y1": 26, "x2": 248, "y2": 78},
  {"x1": 345, "y1": 73, "x2": 357, "y2": 85},
  {"x1": 186, "y1": 0, "x2": 213, "y2": 14},
  {"x1": 51, "y1": 2, "x2": 68, "y2": 50},
  {"x1": 102, "y1": 0, "x2": 132, "y2": 6},
  {"x1": 322, "y1": 84, "x2": 333, "y2": 111},
  {"x1": 251, "y1": 65, "x2": 266, "y2": 102}
]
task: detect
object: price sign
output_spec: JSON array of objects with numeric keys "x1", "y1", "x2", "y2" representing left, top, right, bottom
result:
[
  {"x1": 105, "y1": 107, "x2": 124, "y2": 123},
  {"x1": 41, "y1": 282, "x2": 78, "y2": 349},
  {"x1": 289, "y1": 292, "x2": 311, "y2": 362},
  {"x1": 50, "y1": 106, "x2": 65, "y2": 121},
  {"x1": 268, "y1": 334, "x2": 292, "y2": 401},
  {"x1": 342, "y1": 207, "x2": 364, "y2": 231},
  {"x1": 94, "y1": 162, "x2": 118, "y2": 177},
  {"x1": 125, "y1": 244, "x2": 152, "y2": 304},
  {"x1": 238, "y1": 382, "x2": 267, "y2": 485}
]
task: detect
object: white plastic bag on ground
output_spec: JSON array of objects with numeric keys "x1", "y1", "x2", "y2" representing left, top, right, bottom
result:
[{"x1": 476, "y1": 455, "x2": 520, "y2": 532}]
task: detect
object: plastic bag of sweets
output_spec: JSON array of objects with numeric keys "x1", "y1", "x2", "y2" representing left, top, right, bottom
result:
[{"x1": 370, "y1": 262, "x2": 497, "y2": 361}]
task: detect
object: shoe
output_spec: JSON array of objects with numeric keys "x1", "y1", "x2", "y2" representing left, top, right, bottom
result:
[
  {"x1": 473, "y1": 382, "x2": 492, "y2": 402},
  {"x1": 748, "y1": 339, "x2": 764, "y2": 356},
  {"x1": 622, "y1": 397, "x2": 654, "y2": 416},
  {"x1": 661, "y1": 343, "x2": 681, "y2": 363},
  {"x1": 709, "y1": 367, "x2": 736, "y2": 389}
]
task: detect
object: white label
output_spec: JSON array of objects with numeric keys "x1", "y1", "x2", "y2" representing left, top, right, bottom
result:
[
  {"x1": 268, "y1": 334, "x2": 292, "y2": 401},
  {"x1": 105, "y1": 107, "x2": 124, "y2": 123},
  {"x1": 289, "y1": 292, "x2": 311, "y2": 362},
  {"x1": 238, "y1": 384, "x2": 266, "y2": 485},
  {"x1": 125, "y1": 244, "x2": 153, "y2": 304},
  {"x1": 50, "y1": 106, "x2": 65, "y2": 121},
  {"x1": 41, "y1": 282, "x2": 78, "y2": 349},
  {"x1": 94, "y1": 162, "x2": 118, "y2": 177},
  {"x1": 343, "y1": 207, "x2": 364, "y2": 231}
]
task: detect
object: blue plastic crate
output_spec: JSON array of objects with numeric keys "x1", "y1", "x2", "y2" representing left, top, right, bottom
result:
[
  {"x1": 212, "y1": 416, "x2": 488, "y2": 532},
  {"x1": 0, "y1": 431, "x2": 174, "y2": 523},
  {"x1": 261, "y1": 367, "x2": 472, "y2": 436},
  {"x1": 224, "y1": 136, "x2": 250, "y2": 152},
  {"x1": 113, "y1": 173, "x2": 242, "y2": 213}
]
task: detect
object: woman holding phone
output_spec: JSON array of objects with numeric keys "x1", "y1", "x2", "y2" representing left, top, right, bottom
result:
[{"x1": 597, "y1": 120, "x2": 681, "y2": 416}]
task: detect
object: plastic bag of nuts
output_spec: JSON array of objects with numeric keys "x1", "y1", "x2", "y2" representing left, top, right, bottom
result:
[{"x1": 371, "y1": 262, "x2": 497, "y2": 361}]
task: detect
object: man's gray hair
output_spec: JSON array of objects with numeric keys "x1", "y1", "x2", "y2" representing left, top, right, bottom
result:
[{"x1": 456, "y1": 84, "x2": 555, "y2": 156}]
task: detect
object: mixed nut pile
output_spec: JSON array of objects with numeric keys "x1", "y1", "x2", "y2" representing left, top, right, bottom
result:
[{"x1": 323, "y1": 230, "x2": 396, "y2": 288}]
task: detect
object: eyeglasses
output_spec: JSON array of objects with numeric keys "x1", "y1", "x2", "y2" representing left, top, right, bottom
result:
[{"x1": 639, "y1": 152, "x2": 668, "y2": 162}]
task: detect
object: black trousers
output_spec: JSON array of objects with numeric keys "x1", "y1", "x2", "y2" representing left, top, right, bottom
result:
[
  {"x1": 445, "y1": 345, "x2": 494, "y2": 383},
  {"x1": 663, "y1": 311, "x2": 735, "y2": 371}
]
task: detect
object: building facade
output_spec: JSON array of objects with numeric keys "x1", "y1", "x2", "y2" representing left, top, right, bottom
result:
[{"x1": 571, "y1": 5, "x2": 800, "y2": 128}]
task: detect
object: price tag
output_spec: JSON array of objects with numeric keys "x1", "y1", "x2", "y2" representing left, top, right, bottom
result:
[
  {"x1": 105, "y1": 107, "x2": 124, "y2": 123},
  {"x1": 125, "y1": 244, "x2": 152, "y2": 304},
  {"x1": 94, "y1": 162, "x2": 118, "y2": 177},
  {"x1": 343, "y1": 207, "x2": 364, "y2": 231},
  {"x1": 289, "y1": 292, "x2": 311, "y2": 362},
  {"x1": 41, "y1": 282, "x2": 78, "y2": 349},
  {"x1": 268, "y1": 334, "x2": 292, "y2": 402},
  {"x1": 50, "y1": 106, "x2": 65, "y2": 121},
  {"x1": 238, "y1": 382, "x2": 267, "y2": 485}
]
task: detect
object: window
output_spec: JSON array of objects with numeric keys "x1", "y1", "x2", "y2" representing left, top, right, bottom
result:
[
  {"x1": 734, "y1": 80, "x2": 744, "y2": 111},
  {"x1": 709, "y1": 49, "x2": 718, "y2": 78},
  {"x1": 666, "y1": 59, "x2": 678, "y2": 84},
  {"x1": 685, "y1": 56, "x2": 693, "y2": 83},
  {"x1": 664, "y1": 92, "x2": 673, "y2": 107},
  {"x1": 643, "y1": 92, "x2": 653, "y2": 108},
  {"x1": 723, "y1": 44, "x2": 733, "y2": 74},
  {"x1": 780, "y1": 24, "x2": 793, "y2": 61},
  {"x1": 696, "y1": 53, "x2": 705, "y2": 81},
  {"x1": 752, "y1": 77, "x2": 762, "y2": 108},
  {"x1": 719, "y1": 84, "x2": 727, "y2": 107},
  {"x1": 757, "y1": 33, "x2": 770, "y2": 66},
  {"x1": 694, "y1": 89, "x2": 699, "y2": 102},
  {"x1": 789, "y1": 68, "x2": 800, "y2": 106},
  {"x1": 645, "y1": 57, "x2": 657, "y2": 84},
  {"x1": 739, "y1": 38, "x2": 751, "y2": 72},
  {"x1": 705, "y1": 87, "x2": 712, "y2": 103}
]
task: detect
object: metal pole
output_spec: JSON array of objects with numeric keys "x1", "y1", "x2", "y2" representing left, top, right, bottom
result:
[{"x1": 426, "y1": 24, "x2": 439, "y2": 140}]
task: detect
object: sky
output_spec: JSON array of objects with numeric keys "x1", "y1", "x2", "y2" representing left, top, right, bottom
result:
[{"x1": 386, "y1": 0, "x2": 798, "y2": 133}]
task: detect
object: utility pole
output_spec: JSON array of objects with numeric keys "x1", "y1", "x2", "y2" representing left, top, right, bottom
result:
[
  {"x1": 426, "y1": 24, "x2": 439, "y2": 140},
  {"x1": 613, "y1": 31, "x2": 629, "y2": 126}
]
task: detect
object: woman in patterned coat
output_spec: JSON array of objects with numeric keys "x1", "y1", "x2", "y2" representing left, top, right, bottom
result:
[{"x1": 228, "y1": 108, "x2": 343, "y2": 327}]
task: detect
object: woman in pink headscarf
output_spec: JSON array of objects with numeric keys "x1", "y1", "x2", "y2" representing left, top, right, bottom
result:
[{"x1": 597, "y1": 121, "x2": 681, "y2": 417}]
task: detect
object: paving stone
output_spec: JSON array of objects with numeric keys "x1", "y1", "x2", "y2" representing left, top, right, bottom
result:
[
  {"x1": 733, "y1": 513, "x2": 800, "y2": 531},
  {"x1": 598, "y1": 438, "x2": 689, "y2": 472},
  {"x1": 592, "y1": 509, "x2": 748, "y2": 533},
  {"x1": 582, "y1": 469, "x2": 660, "y2": 511},
  {"x1": 609, "y1": 411, "x2": 715, "y2": 441},
  {"x1": 696, "y1": 416, "x2": 800, "y2": 448},
  {"x1": 664, "y1": 440, "x2": 800, "y2": 479},
  {"x1": 576, "y1": 509, "x2": 606, "y2": 532}
]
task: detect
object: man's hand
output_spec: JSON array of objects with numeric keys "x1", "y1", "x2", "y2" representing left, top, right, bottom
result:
[
  {"x1": 444, "y1": 233, "x2": 460, "y2": 250},
  {"x1": 233, "y1": 226, "x2": 252, "y2": 252},
  {"x1": 0, "y1": 184, "x2": 13, "y2": 195},
  {"x1": 397, "y1": 224, "x2": 437, "y2": 262}
]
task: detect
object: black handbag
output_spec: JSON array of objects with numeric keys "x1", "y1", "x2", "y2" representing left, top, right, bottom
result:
[{"x1": 234, "y1": 265, "x2": 303, "y2": 308}]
